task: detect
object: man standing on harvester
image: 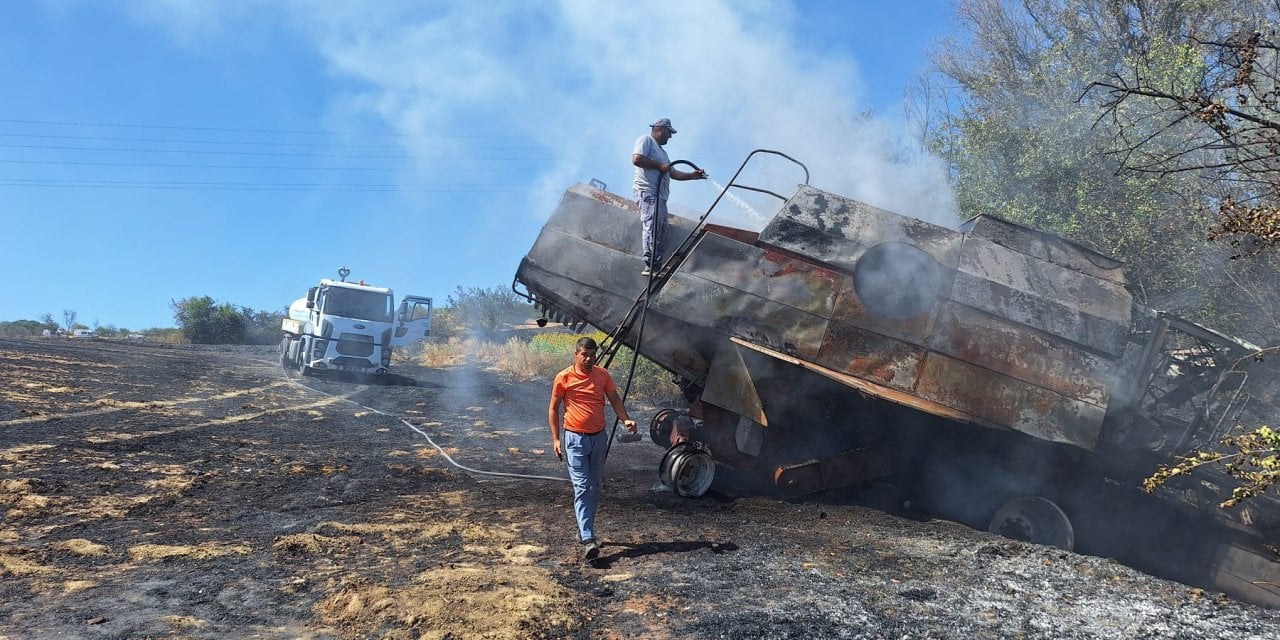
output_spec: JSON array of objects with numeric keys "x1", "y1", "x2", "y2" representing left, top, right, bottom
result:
[
  {"x1": 632, "y1": 117, "x2": 707, "y2": 276},
  {"x1": 548, "y1": 337, "x2": 638, "y2": 561}
]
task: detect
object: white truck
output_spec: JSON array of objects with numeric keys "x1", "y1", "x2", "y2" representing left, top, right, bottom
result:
[{"x1": 280, "y1": 269, "x2": 433, "y2": 375}]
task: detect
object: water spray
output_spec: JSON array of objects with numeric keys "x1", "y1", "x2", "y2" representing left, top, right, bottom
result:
[{"x1": 707, "y1": 178, "x2": 765, "y2": 224}]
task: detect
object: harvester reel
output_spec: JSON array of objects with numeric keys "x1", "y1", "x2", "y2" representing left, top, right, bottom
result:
[{"x1": 987, "y1": 495, "x2": 1074, "y2": 551}]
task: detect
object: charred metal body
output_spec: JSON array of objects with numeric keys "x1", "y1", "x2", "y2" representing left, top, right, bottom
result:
[{"x1": 514, "y1": 176, "x2": 1280, "y2": 607}]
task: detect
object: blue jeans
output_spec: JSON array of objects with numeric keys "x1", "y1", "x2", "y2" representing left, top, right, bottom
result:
[
  {"x1": 638, "y1": 193, "x2": 668, "y2": 270},
  {"x1": 564, "y1": 430, "x2": 606, "y2": 542}
]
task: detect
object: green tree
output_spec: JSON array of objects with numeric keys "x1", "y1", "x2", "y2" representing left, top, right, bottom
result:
[
  {"x1": 428, "y1": 307, "x2": 463, "y2": 340},
  {"x1": 1073, "y1": 9, "x2": 1280, "y2": 507},
  {"x1": 171, "y1": 296, "x2": 246, "y2": 344},
  {"x1": 241, "y1": 307, "x2": 285, "y2": 346},
  {"x1": 445, "y1": 285, "x2": 532, "y2": 339},
  {"x1": 923, "y1": 0, "x2": 1280, "y2": 339},
  {"x1": 0, "y1": 320, "x2": 46, "y2": 336}
]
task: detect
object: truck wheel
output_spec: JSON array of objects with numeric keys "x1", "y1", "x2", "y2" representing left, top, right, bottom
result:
[
  {"x1": 988, "y1": 495, "x2": 1074, "y2": 551},
  {"x1": 280, "y1": 338, "x2": 292, "y2": 369}
]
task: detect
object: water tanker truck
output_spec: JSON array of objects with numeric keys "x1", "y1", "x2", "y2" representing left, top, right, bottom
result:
[
  {"x1": 281, "y1": 267, "x2": 433, "y2": 375},
  {"x1": 513, "y1": 152, "x2": 1280, "y2": 607}
]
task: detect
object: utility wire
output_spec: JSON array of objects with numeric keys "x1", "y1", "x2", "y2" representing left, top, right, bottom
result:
[
  {"x1": 0, "y1": 181, "x2": 529, "y2": 192},
  {"x1": 0, "y1": 142, "x2": 413, "y2": 159},
  {"x1": 0, "y1": 131, "x2": 537, "y2": 152},
  {"x1": 0, "y1": 117, "x2": 588, "y2": 142},
  {"x1": 0, "y1": 158, "x2": 521, "y2": 172}
]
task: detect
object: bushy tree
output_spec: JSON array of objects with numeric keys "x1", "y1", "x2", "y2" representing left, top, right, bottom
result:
[
  {"x1": 922, "y1": 0, "x2": 1280, "y2": 339},
  {"x1": 171, "y1": 296, "x2": 246, "y2": 344},
  {"x1": 428, "y1": 307, "x2": 463, "y2": 340},
  {"x1": 445, "y1": 285, "x2": 532, "y2": 339},
  {"x1": 0, "y1": 320, "x2": 47, "y2": 336},
  {"x1": 241, "y1": 307, "x2": 285, "y2": 345}
]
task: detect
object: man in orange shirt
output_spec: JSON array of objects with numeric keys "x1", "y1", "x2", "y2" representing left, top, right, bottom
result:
[{"x1": 549, "y1": 337, "x2": 638, "y2": 561}]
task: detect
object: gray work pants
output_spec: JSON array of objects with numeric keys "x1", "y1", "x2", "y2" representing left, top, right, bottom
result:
[{"x1": 638, "y1": 192, "x2": 668, "y2": 270}]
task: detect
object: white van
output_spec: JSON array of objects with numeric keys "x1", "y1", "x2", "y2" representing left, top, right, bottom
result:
[{"x1": 72, "y1": 329, "x2": 95, "y2": 339}]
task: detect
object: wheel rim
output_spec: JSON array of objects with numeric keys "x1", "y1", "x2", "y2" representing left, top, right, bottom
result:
[
  {"x1": 988, "y1": 495, "x2": 1074, "y2": 550},
  {"x1": 659, "y1": 443, "x2": 714, "y2": 497}
]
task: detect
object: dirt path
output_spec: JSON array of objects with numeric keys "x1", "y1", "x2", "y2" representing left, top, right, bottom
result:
[{"x1": 2, "y1": 336, "x2": 1279, "y2": 639}]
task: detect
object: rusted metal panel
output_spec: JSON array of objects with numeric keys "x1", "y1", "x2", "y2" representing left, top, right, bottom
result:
[
  {"x1": 759, "y1": 185, "x2": 964, "y2": 277},
  {"x1": 649, "y1": 273, "x2": 830, "y2": 359},
  {"x1": 928, "y1": 302, "x2": 1111, "y2": 407},
  {"x1": 701, "y1": 340, "x2": 769, "y2": 427},
  {"x1": 914, "y1": 353, "x2": 1104, "y2": 448},
  {"x1": 704, "y1": 223, "x2": 760, "y2": 245},
  {"x1": 826, "y1": 270, "x2": 948, "y2": 348},
  {"x1": 959, "y1": 215, "x2": 1127, "y2": 286},
  {"x1": 680, "y1": 232, "x2": 846, "y2": 317},
  {"x1": 949, "y1": 271, "x2": 1130, "y2": 358},
  {"x1": 815, "y1": 320, "x2": 927, "y2": 390},
  {"x1": 730, "y1": 337, "x2": 998, "y2": 429},
  {"x1": 543, "y1": 183, "x2": 699, "y2": 256},
  {"x1": 773, "y1": 448, "x2": 890, "y2": 497},
  {"x1": 957, "y1": 235, "x2": 1131, "y2": 327}
]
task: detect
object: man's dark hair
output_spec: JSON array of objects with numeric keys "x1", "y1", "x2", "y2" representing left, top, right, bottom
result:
[{"x1": 576, "y1": 337, "x2": 598, "y2": 351}]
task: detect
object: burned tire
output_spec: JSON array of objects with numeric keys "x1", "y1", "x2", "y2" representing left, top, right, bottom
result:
[
  {"x1": 988, "y1": 495, "x2": 1074, "y2": 551},
  {"x1": 659, "y1": 442, "x2": 715, "y2": 497}
]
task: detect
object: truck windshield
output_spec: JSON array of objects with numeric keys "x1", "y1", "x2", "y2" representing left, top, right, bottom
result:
[{"x1": 322, "y1": 288, "x2": 392, "y2": 322}]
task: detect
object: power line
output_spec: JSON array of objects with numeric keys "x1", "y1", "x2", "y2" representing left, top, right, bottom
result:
[
  {"x1": 0, "y1": 158, "x2": 520, "y2": 171},
  {"x1": 0, "y1": 179, "x2": 530, "y2": 192},
  {"x1": 0, "y1": 117, "x2": 541, "y2": 140},
  {"x1": 0, "y1": 177, "x2": 528, "y2": 188},
  {"x1": 0, "y1": 142, "x2": 411, "y2": 159},
  {"x1": 0, "y1": 132, "x2": 544, "y2": 152},
  {"x1": 0, "y1": 117, "x2": 575, "y2": 193},
  {"x1": 0, "y1": 131, "x2": 407, "y2": 151}
]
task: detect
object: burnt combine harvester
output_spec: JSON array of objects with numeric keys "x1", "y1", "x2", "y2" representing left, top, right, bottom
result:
[{"x1": 514, "y1": 152, "x2": 1280, "y2": 606}]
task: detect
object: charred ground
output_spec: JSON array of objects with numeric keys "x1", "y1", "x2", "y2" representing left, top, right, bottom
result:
[{"x1": 1, "y1": 336, "x2": 1278, "y2": 639}]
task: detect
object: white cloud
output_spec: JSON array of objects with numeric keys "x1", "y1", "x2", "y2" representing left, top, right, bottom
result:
[{"x1": 115, "y1": 0, "x2": 958, "y2": 227}]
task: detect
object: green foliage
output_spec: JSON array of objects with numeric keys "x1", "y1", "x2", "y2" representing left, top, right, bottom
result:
[
  {"x1": 0, "y1": 319, "x2": 49, "y2": 336},
  {"x1": 168, "y1": 297, "x2": 282, "y2": 345},
  {"x1": 1145, "y1": 425, "x2": 1280, "y2": 508},
  {"x1": 428, "y1": 307, "x2": 463, "y2": 340},
  {"x1": 171, "y1": 296, "x2": 246, "y2": 345},
  {"x1": 926, "y1": 0, "x2": 1280, "y2": 339},
  {"x1": 240, "y1": 307, "x2": 286, "y2": 346},
  {"x1": 444, "y1": 285, "x2": 533, "y2": 339}
]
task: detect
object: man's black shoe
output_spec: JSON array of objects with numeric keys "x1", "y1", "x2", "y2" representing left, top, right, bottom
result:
[{"x1": 583, "y1": 539, "x2": 601, "y2": 561}]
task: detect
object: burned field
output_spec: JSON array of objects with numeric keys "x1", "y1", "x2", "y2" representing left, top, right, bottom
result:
[{"x1": 1, "y1": 336, "x2": 1279, "y2": 639}]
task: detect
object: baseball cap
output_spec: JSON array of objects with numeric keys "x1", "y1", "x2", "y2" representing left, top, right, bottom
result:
[{"x1": 650, "y1": 118, "x2": 677, "y2": 133}]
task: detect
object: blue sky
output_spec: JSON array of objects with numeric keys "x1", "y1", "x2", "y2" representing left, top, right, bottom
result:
[{"x1": 2, "y1": 1, "x2": 959, "y2": 330}]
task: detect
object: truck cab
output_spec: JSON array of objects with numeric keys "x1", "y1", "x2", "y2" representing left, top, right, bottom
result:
[{"x1": 281, "y1": 275, "x2": 432, "y2": 375}]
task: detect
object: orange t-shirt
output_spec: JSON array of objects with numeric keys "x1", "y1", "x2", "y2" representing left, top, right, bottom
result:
[{"x1": 552, "y1": 365, "x2": 617, "y2": 435}]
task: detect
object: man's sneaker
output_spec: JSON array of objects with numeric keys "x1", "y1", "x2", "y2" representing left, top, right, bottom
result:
[
  {"x1": 640, "y1": 269, "x2": 652, "y2": 277},
  {"x1": 583, "y1": 539, "x2": 601, "y2": 561}
]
